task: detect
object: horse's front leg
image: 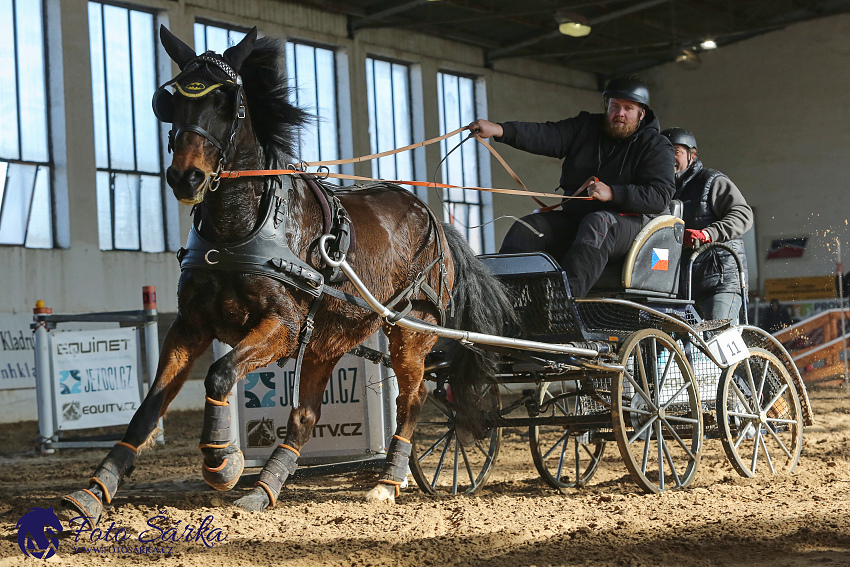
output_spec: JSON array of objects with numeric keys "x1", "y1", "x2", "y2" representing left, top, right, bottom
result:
[
  {"x1": 234, "y1": 355, "x2": 338, "y2": 512},
  {"x1": 61, "y1": 317, "x2": 212, "y2": 526},
  {"x1": 199, "y1": 317, "x2": 297, "y2": 492},
  {"x1": 366, "y1": 323, "x2": 437, "y2": 503}
]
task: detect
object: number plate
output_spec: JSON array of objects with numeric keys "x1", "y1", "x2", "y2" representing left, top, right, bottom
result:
[{"x1": 706, "y1": 327, "x2": 749, "y2": 367}]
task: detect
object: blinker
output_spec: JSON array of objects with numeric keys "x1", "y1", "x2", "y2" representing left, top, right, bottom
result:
[{"x1": 152, "y1": 87, "x2": 174, "y2": 123}]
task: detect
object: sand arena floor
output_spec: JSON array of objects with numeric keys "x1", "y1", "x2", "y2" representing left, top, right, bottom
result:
[{"x1": 1, "y1": 387, "x2": 849, "y2": 567}]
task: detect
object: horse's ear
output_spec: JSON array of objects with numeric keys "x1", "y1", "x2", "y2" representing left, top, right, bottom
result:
[
  {"x1": 159, "y1": 25, "x2": 196, "y2": 70},
  {"x1": 223, "y1": 27, "x2": 258, "y2": 74}
]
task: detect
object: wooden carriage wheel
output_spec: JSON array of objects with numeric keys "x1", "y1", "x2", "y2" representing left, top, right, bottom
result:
[
  {"x1": 717, "y1": 348, "x2": 803, "y2": 477},
  {"x1": 612, "y1": 328, "x2": 703, "y2": 493},
  {"x1": 409, "y1": 383, "x2": 501, "y2": 495}
]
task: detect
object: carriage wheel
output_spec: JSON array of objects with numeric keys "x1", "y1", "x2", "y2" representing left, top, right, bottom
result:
[
  {"x1": 409, "y1": 383, "x2": 501, "y2": 495},
  {"x1": 529, "y1": 380, "x2": 605, "y2": 489},
  {"x1": 613, "y1": 328, "x2": 703, "y2": 493},
  {"x1": 717, "y1": 348, "x2": 803, "y2": 477}
]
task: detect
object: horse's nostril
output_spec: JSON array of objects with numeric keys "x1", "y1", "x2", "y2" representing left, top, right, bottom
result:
[
  {"x1": 187, "y1": 168, "x2": 206, "y2": 190},
  {"x1": 166, "y1": 167, "x2": 207, "y2": 192},
  {"x1": 165, "y1": 167, "x2": 181, "y2": 190}
]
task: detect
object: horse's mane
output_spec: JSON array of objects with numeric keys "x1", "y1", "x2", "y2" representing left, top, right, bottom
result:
[{"x1": 238, "y1": 38, "x2": 311, "y2": 166}]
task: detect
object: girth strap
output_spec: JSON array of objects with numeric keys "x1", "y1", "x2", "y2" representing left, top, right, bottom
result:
[{"x1": 282, "y1": 292, "x2": 325, "y2": 409}]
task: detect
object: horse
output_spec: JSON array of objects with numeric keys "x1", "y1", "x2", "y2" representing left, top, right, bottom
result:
[{"x1": 60, "y1": 26, "x2": 515, "y2": 524}]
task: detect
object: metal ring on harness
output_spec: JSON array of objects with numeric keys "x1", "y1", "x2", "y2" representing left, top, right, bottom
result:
[
  {"x1": 315, "y1": 165, "x2": 330, "y2": 180},
  {"x1": 205, "y1": 249, "x2": 220, "y2": 265},
  {"x1": 209, "y1": 159, "x2": 224, "y2": 192},
  {"x1": 319, "y1": 234, "x2": 344, "y2": 267}
]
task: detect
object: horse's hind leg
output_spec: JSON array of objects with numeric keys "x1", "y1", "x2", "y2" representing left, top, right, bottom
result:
[
  {"x1": 366, "y1": 322, "x2": 437, "y2": 503},
  {"x1": 234, "y1": 355, "x2": 339, "y2": 512},
  {"x1": 61, "y1": 319, "x2": 211, "y2": 527}
]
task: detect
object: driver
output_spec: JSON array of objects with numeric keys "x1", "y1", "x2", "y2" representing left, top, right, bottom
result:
[{"x1": 469, "y1": 75, "x2": 674, "y2": 298}]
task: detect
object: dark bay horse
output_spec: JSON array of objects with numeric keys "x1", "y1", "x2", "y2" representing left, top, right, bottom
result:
[{"x1": 61, "y1": 26, "x2": 514, "y2": 523}]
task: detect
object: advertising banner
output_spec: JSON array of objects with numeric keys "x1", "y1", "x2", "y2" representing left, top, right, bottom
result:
[
  {"x1": 51, "y1": 327, "x2": 141, "y2": 431},
  {"x1": 238, "y1": 354, "x2": 374, "y2": 463},
  {"x1": 0, "y1": 313, "x2": 37, "y2": 390}
]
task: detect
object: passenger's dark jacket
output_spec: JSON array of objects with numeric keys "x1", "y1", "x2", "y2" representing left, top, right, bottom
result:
[
  {"x1": 676, "y1": 158, "x2": 753, "y2": 298},
  {"x1": 497, "y1": 109, "x2": 675, "y2": 217}
]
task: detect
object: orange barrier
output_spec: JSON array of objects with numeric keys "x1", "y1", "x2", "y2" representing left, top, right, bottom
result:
[{"x1": 774, "y1": 308, "x2": 850, "y2": 387}]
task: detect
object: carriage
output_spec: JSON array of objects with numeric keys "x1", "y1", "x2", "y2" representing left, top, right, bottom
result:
[
  {"x1": 396, "y1": 215, "x2": 813, "y2": 495},
  {"x1": 318, "y1": 206, "x2": 813, "y2": 496}
]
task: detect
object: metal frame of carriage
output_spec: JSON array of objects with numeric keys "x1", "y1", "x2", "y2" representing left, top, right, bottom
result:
[{"x1": 319, "y1": 209, "x2": 814, "y2": 496}]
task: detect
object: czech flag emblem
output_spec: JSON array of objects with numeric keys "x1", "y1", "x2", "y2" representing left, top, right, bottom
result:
[{"x1": 651, "y1": 248, "x2": 669, "y2": 271}]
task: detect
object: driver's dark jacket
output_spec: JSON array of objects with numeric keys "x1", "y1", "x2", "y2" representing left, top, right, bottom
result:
[{"x1": 496, "y1": 109, "x2": 675, "y2": 217}]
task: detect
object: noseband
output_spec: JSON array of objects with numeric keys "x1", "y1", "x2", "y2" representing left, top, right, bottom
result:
[{"x1": 152, "y1": 53, "x2": 247, "y2": 182}]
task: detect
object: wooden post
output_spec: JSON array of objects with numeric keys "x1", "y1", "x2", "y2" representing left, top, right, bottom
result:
[{"x1": 837, "y1": 239, "x2": 849, "y2": 389}]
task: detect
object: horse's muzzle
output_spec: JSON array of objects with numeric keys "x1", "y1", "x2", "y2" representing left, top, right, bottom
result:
[{"x1": 167, "y1": 165, "x2": 209, "y2": 204}]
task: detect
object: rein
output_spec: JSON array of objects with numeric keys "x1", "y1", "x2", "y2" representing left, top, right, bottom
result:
[{"x1": 216, "y1": 127, "x2": 593, "y2": 204}]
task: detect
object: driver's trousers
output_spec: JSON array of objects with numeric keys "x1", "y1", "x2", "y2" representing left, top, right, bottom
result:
[{"x1": 499, "y1": 209, "x2": 643, "y2": 298}]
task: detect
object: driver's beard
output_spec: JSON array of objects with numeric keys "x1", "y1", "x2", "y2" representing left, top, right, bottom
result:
[{"x1": 603, "y1": 115, "x2": 640, "y2": 140}]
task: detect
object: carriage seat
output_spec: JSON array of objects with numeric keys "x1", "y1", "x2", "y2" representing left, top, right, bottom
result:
[{"x1": 589, "y1": 212, "x2": 685, "y2": 298}]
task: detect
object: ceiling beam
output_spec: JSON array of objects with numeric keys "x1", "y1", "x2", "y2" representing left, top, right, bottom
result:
[
  {"x1": 487, "y1": 0, "x2": 675, "y2": 62},
  {"x1": 350, "y1": 0, "x2": 431, "y2": 31}
]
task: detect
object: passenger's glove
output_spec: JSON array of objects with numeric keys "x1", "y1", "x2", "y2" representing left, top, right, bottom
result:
[{"x1": 684, "y1": 229, "x2": 711, "y2": 247}]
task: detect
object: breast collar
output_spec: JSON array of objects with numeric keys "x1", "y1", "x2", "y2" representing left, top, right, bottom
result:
[{"x1": 176, "y1": 174, "x2": 327, "y2": 297}]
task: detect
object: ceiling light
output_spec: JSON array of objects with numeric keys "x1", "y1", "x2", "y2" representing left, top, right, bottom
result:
[
  {"x1": 555, "y1": 10, "x2": 591, "y2": 37},
  {"x1": 559, "y1": 21, "x2": 592, "y2": 37},
  {"x1": 699, "y1": 39, "x2": 717, "y2": 50}
]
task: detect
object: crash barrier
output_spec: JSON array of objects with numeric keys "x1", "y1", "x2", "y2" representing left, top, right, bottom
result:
[
  {"x1": 216, "y1": 332, "x2": 400, "y2": 475},
  {"x1": 774, "y1": 308, "x2": 850, "y2": 387},
  {"x1": 31, "y1": 287, "x2": 161, "y2": 453}
]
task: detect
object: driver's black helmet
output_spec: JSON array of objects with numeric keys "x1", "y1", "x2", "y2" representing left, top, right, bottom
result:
[
  {"x1": 602, "y1": 75, "x2": 650, "y2": 108},
  {"x1": 661, "y1": 127, "x2": 698, "y2": 150}
]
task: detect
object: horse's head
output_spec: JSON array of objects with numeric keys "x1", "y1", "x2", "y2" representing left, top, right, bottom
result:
[{"x1": 153, "y1": 26, "x2": 258, "y2": 205}]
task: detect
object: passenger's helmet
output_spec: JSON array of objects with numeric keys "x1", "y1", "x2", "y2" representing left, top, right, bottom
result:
[
  {"x1": 602, "y1": 75, "x2": 650, "y2": 107},
  {"x1": 661, "y1": 127, "x2": 698, "y2": 150}
]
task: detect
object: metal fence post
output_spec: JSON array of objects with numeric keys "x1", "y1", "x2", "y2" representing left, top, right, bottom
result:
[
  {"x1": 142, "y1": 286, "x2": 165, "y2": 443},
  {"x1": 32, "y1": 301, "x2": 55, "y2": 455}
]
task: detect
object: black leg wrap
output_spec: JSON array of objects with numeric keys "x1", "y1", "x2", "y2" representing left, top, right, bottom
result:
[
  {"x1": 61, "y1": 442, "x2": 137, "y2": 528},
  {"x1": 381, "y1": 436, "x2": 412, "y2": 484},
  {"x1": 199, "y1": 399, "x2": 232, "y2": 448},
  {"x1": 90, "y1": 442, "x2": 138, "y2": 503},
  {"x1": 199, "y1": 399, "x2": 244, "y2": 491},
  {"x1": 256, "y1": 445, "x2": 299, "y2": 506}
]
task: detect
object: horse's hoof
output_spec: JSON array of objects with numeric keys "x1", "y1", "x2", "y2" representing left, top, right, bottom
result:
[
  {"x1": 233, "y1": 487, "x2": 271, "y2": 512},
  {"x1": 202, "y1": 448, "x2": 244, "y2": 491},
  {"x1": 365, "y1": 483, "x2": 396, "y2": 503},
  {"x1": 60, "y1": 489, "x2": 103, "y2": 528}
]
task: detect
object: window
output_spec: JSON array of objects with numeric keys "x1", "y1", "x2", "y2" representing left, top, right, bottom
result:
[
  {"x1": 365, "y1": 57, "x2": 414, "y2": 186},
  {"x1": 437, "y1": 71, "x2": 491, "y2": 253},
  {"x1": 285, "y1": 42, "x2": 340, "y2": 178},
  {"x1": 0, "y1": 0, "x2": 52, "y2": 248},
  {"x1": 88, "y1": 2, "x2": 164, "y2": 252},
  {"x1": 193, "y1": 21, "x2": 246, "y2": 55}
]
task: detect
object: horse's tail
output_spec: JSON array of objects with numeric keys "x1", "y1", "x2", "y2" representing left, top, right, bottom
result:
[{"x1": 441, "y1": 223, "x2": 517, "y2": 435}]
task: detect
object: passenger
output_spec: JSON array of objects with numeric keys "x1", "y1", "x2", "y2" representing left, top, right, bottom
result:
[
  {"x1": 661, "y1": 127, "x2": 753, "y2": 321},
  {"x1": 468, "y1": 75, "x2": 674, "y2": 298}
]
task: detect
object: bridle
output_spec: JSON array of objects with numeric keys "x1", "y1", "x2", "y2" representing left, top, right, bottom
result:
[{"x1": 152, "y1": 53, "x2": 248, "y2": 192}]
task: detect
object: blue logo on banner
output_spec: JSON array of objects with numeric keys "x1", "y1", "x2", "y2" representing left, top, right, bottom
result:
[{"x1": 244, "y1": 372, "x2": 276, "y2": 408}]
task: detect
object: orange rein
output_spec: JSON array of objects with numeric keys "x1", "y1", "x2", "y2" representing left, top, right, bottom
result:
[{"x1": 216, "y1": 126, "x2": 592, "y2": 205}]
